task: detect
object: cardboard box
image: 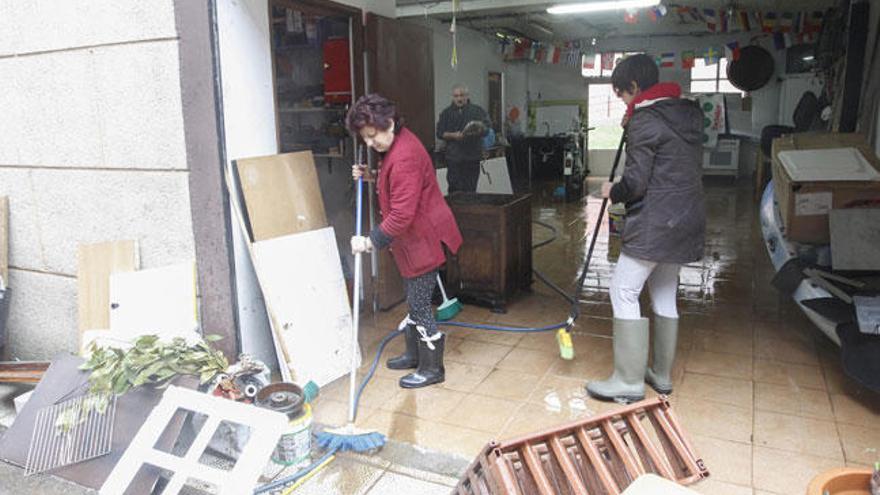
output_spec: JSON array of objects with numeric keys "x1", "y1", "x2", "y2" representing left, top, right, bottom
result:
[{"x1": 771, "y1": 132, "x2": 880, "y2": 244}]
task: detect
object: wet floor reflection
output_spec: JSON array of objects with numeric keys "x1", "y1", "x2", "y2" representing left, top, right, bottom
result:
[{"x1": 312, "y1": 178, "x2": 879, "y2": 494}]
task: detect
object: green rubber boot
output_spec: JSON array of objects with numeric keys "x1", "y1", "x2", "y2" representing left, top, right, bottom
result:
[
  {"x1": 645, "y1": 315, "x2": 678, "y2": 395},
  {"x1": 586, "y1": 318, "x2": 649, "y2": 404}
]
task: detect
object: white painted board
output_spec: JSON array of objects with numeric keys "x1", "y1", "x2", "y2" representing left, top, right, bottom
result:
[
  {"x1": 622, "y1": 474, "x2": 699, "y2": 494},
  {"x1": 437, "y1": 157, "x2": 513, "y2": 196},
  {"x1": 251, "y1": 227, "x2": 356, "y2": 387},
  {"x1": 778, "y1": 147, "x2": 880, "y2": 181},
  {"x1": 99, "y1": 385, "x2": 288, "y2": 495},
  {"x1": 109, "y1": 262, "x2": 200, "y2": 342}
]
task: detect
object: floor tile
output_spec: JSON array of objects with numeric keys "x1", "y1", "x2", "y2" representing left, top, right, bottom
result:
[
  {"x1": 689, "y1": 478, "x2": 753, "y2": 495},
  {"x1": 671, "y1": 396, "x2": 753, "y2": 444},
  {"x1": 690, "y1": 435, "x2": 752, "y2": 486},
  {"x1": 365, "y1": 470, "x2": 451, "y2": 495},
  {"x1": 495, "y1": 346, "x2": 559, "y2": 376},
  {"x1": 382, "y1": 465, "x2": 459, "y2": 488},
  {"x1": 499, "y1": 401, "x2": 589, "y2": 439},
  {"x1": 754, "y1": 382, "x2": 834, "y2": 420},
  {"x1": 381, "y1": 386, "x2": 467, "y2": 422},
  {"x1": 753, "y1": 359, "x2": 826, "y2": 390},
  {"x1": 837, "y1": 423, "x2": 880, "y2": 466},
  {"x1": 829, "y1": 391, "x2": 880, "y2": 428},
  {"x1": 689, "y1": 329, "x2": 753, "y2": 357},
  {"x1": 439, "y1": 362, "x2": 493, "y2": 393},
  {"x1": 685, "y1": 350, "x2": 753, "y2": 380},
  {"x1": 441, "y1": 394, "x2": 519, "y2": 435},
  {"x1": 752, "y1": 446, "x2": 840, "y2": 495},
  {"x1": 472, "y1": 369, "x2": 542, "y2": 401},
  {"x1": 291, "y1": 456, "x2": 386, "y2": 495},
  {"x1": 753, "y1": 410, "x2": 843, "y2": 461},
  {"x1": 755, "y1": 335, "x2": 818, "y2": 366},
  {"x1": 677, "y1": 372, "x2": 753, "y2": 408},
  {"x1": 362, "y1": 411, "x2": 488, "y2": 459},
  {"x1": 445, "y1": 341, "x2": 513, "y2": 368}
]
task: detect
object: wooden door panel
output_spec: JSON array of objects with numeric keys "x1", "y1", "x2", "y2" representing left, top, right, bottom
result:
[{"x1": 363, "y1": 14, "x2": 435, "y2": 310}]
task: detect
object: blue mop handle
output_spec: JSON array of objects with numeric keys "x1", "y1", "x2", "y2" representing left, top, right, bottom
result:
[
  {"x1": 348, "y1": 153, "x2": 365, "y2": 424},
  {"x1": 355, "y1": 175, "x2": 363, "y2": 236}
]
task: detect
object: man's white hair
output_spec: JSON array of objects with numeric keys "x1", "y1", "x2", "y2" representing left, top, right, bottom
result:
[{"x1": 452, "y1": 83, "x2": 469, "y2": 95}]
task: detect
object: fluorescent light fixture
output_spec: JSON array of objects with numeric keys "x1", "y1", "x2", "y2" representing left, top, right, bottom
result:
[
  {"x1": 547, "y1": 0, "x2": 661, "y2": 15},
  {"x1": 802, "y1": 55, "x2": 815, "y2": 61},
  {"x1": 528, "y1": 21, "x2": 554, "y2": 36}
]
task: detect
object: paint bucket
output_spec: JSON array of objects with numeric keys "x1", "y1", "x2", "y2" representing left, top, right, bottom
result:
[
  {"x1": 608, "y1": 203, "x2": 626, "y2": 236},
  {"x1": 256, "y1": 383, "x2": 312, "y2": 467}
]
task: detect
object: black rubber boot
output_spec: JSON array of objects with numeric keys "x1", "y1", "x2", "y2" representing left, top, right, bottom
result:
[
  {"x1": 386, "y1": 324, "x2": 419, "y2": 370},
  {"x1": 399, "y1": 332, "x2": 445, "y2": 389}
]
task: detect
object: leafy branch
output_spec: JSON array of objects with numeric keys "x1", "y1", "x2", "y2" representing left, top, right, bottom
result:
[{"x1": 56, "y1": 335, "x2": 229, "y2": 434}]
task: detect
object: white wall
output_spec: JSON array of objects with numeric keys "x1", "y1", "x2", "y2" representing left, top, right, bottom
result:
[
  {"x1": 215, "y1": 0, "x2": 279, "y2": 371},
  {"x1": 0, "y1": 0, "x2": 196, "y2": 359}
]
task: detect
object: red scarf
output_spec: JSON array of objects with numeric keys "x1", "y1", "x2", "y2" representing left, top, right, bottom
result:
[{"x1": 625, "y1": 82, "x2": 682, "y2": 118}]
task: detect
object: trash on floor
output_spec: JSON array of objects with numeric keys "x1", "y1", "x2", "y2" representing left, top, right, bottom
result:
[
  {"x1": 0, "y1": 355, "x2": 198, "y2": 491},
  {"x1": 454, "y1": 396, "x2": 708, "y2": 494}
]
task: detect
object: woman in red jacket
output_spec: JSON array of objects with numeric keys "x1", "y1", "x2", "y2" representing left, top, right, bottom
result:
[{"x1": 347, "y1": 94, "x2": 463, "y2": 389}]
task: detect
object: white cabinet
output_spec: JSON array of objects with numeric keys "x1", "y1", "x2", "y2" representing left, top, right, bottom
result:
[{"x1": 702, "y1": 138, "x2": 740, "y2": 177}]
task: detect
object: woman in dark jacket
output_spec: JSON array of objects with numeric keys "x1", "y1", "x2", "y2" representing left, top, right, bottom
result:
[
  {"x1": 586, "y1": 54, "x2": 706, "y2": 404},
  {"x1": 348, "y1": 94, "x2": 463, "y2": 389}
]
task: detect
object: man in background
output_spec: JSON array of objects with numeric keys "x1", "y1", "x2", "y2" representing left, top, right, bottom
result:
[{"x1": 436, "y1": 84, "x2": 491, "y2": 193}]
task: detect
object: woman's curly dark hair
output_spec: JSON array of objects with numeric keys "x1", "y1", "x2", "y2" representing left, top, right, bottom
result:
[{"x1": 346, "y1": 93, "x2": 400, "y2": 134}]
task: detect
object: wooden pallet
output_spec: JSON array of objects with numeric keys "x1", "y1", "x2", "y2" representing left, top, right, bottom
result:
[{"x1": 455, "y1": 397, "x2": 708, "y2": 495}]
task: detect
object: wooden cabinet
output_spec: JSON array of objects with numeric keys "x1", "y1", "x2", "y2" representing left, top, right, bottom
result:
[{"x1": 447, "y1": 193, "x2": 532, "y2": 312}]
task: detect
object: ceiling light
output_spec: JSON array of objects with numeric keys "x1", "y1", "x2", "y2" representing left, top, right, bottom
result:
[{"x1": 547, "y1": 0, "x2": 661, "y2": 15}]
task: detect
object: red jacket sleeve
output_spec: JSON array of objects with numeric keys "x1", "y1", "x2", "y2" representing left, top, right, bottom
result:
[{"x1": 379, "y1": 158, "x2": 423, "y2": 238}]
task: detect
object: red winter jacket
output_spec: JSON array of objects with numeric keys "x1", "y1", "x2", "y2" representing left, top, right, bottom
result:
[{"x1": 375, "y1": 127, "x2": 463, "y2": 278}]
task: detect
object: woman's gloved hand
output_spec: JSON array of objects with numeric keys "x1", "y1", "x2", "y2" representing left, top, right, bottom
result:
[{"x1": 350, "y1": 236, "x2": 373, "y2": 254}]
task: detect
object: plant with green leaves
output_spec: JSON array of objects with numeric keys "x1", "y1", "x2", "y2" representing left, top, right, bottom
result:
[{"x1": 56, "y1": 334, "x2": 229, "y2": 434}]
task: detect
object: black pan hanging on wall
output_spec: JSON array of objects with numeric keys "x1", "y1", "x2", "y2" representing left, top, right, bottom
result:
[{"x1": 727, "y1": 45, "x2": 776, "y2": 91}]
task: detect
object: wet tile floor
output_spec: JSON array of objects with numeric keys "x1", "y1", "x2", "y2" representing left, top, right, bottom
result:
[{"x1": 311, "y1": 178, "x2": 880, "y2": 495}]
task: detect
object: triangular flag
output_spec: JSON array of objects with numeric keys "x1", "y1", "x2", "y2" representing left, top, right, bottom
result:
[
  {"x1": 660, "y1": 52, "x2": 675, "y2": 68},
  {"x1": 551, "y1": 45, "x2": 562, "y2": 64},
  {"x1": 779, "y1": 12, "x2": 794, "y2": 33},
  {"x1": 772, "y1": 32, "x2": 793, "y2": 50},
  {"x1": 704, "y1": 46, "x2": 720, "y2": 64},
  {"x1": 763, "y1": 12, "x2": 777, "y2": 33},
  {"x1": 681, "y1": 50, "x2": 696, "y2": 69},
  {"x1": 739, "y1": 10, "x2": 751, "y2": 32},
  {"x1": 725, "y1": 41, "x2": 741, "y2": 61},
  {"x1": 601, "y1": 52, "x2": 615, "y2": 70},
  {"x1": 582, "y1": 53, "x2": 596, "y2": 70},
  {"x1": 703, "y1": 8, "x2": 717, "y2": 32}
]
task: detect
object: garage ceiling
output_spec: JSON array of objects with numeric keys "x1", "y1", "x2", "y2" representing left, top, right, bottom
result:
[{"x1": 396, "y1": 0, "x2": 838, "y2": 42}]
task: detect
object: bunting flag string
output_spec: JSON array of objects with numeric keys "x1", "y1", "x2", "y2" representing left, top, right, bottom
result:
[{"x1": 497, "y1": 6, "x2": 825, "y2": 68}]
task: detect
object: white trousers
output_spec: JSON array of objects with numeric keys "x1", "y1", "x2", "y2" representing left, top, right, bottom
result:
[{"x1": 610, "y1": 252, "x2": 681, "y2": 320}]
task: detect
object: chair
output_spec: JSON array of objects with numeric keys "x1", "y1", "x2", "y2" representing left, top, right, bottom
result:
[{"x1": 760, "y1": 91, "x2": 822, "y2": 157}]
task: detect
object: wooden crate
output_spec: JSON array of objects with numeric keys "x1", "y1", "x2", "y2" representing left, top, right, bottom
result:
[{"x1": 447, "y1": 193, "x2": 533, "y2": 312}]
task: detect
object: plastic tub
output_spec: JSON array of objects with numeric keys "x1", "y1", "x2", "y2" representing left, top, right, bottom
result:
[{"x1": 806, "y1": 467, "x2": 872, "y2": 495}]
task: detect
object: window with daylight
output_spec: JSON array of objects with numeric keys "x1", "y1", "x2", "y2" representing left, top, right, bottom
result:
[
  {"x1": 581, "y1": 52, "x2": 625, "y2": 78},
  {"x1": 587, "y1": 83, "x2": 627, "y2": 149},
  {"x1": 689, "y1": 56, "x2": 743, "y2": 94}
]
